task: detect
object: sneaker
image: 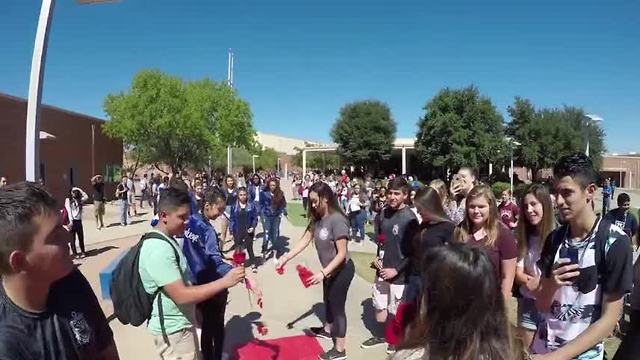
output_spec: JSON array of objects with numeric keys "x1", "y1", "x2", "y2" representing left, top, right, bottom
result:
[
  {"x1": 386, "y1": 345, "x2": 396, "y2": 354},
  {"x1": 319, "y1": 347, "x2": 346, "y2": 360},
  {"x1": 252, "y1": 265, "x2": 258, "y2": 273},
  {"x1": 310, "y1": 326, "x2": 331, "y2": 340},
  {"x1": 360, "y1": 337, "x2": 386, "y2": 349}
]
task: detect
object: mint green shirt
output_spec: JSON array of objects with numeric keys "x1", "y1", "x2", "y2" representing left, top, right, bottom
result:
[{"x1": 138, "y1": 230, "x2": 195, "y2": 335}]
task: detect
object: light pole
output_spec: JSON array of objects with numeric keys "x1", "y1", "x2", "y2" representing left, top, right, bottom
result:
[
  {"x1": 584, "y1": 114, "x2": 603, "y2": 156},
  {"x1": 506, "y1": 137, "x2": 521, "y2": 197},
  {"x1": 252, "y1": 155, "x2": 259, "y2": 174},
  {"x1": 25, "y1": 0, "x2": 116, "y2": 181},
  {"x1": 277, "y1": 158, "x2": 281, "y2": 176}
]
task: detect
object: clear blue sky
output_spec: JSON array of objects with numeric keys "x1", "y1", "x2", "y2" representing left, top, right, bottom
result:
[{"x1": 2, "y1": 0, "x2": 638, "y2": 153}]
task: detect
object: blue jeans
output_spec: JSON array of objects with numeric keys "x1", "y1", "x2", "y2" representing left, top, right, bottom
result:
[
  {"x1": 350, "y1": 211, "x2": 366, "y2": 240},
  {"x1": 262, "y1": 215, "x2": 281, "y2": 252},
  {"x1": 119, "y1": 199, "x2": 129, "y2": 225}
]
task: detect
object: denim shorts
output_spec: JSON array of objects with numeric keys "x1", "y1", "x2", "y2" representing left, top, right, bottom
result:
[{"x1": 517, "y1": 297, "x2": 540, "y2": 331}]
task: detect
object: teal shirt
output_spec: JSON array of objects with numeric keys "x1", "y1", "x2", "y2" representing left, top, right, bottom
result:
[{"x1": 138, "y1": 230, "x2": 195, "y2": 335}]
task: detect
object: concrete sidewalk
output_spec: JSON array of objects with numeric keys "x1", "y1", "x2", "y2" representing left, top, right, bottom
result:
[{"x1": 77, "y1": 206, "x2": 387, "y2": 359}]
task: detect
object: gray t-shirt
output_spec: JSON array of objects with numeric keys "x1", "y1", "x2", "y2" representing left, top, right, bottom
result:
[{"x1": 313, "y1": 212, "x2": 350, "y2": 268}]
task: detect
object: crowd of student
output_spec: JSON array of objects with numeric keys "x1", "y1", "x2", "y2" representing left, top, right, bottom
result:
[{"x1": 1, "y1": 153, "x2": 640, "y2": 360}]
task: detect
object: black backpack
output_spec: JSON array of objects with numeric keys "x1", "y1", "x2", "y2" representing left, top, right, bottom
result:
[{"x1": 110, "y1": 232, "x2": 180, "y2": 341}]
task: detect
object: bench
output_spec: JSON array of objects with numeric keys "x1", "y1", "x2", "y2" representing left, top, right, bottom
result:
[{"x1": 99, "y1": 250, "x2": 128, "y2": 300}]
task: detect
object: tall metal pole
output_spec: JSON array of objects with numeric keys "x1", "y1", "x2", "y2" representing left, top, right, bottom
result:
[
  {"x1": 26, "y1": 0, "x2": 56, "y2": 181},
  {"x1": 510, "y1": 146, "x2": 514, "y2": 196}
]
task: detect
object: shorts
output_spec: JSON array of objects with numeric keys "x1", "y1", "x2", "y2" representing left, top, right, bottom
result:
[
  {"x1": 517, "y1": 297, "x2": 540, "y2": 331},
  {"x1": 128, "y1": 193, "x2": 135, "y2": 203},
  {"x1": 372, "y1": 278, "x2": 405, "y2": 315},
  {"x1": 94, "y1": 201, "x2": 105, "y2": 217}
]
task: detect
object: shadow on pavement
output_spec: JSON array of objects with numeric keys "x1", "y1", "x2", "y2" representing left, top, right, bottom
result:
[
  {"x1": 85, "y1": 245, "x2": 119, "y2": 258},
  {"x1": 286, "y1": 302, "x2": 324, "y2": 330},
  {"x1": 361, "y1": 298, "x2": 378, "y2": 337},
  {"x1": 225, "y1": 311, "x2": 283, "y2": 358}
]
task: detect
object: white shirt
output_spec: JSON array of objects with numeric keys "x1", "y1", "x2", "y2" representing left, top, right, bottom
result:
[{"x1": 516, "y1": 235, "x2": 542, "y2": 299}]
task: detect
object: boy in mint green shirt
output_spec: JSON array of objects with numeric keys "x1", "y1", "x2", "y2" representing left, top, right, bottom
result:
[{"x1": 138, "y1": 187, "x2": 245, "y2": 360}]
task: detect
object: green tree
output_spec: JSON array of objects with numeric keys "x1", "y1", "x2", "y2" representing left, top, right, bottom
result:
[
  {"x1": 103, "y1": 70, "x2": 255, "y2": 174},
  {"x1": 291, "y1": 149, "x2": 340, "y2": 170},
  {"x1": 255, "y1": 147, "x2": 279, "y2": 171},
  {"x1": 506, "y1": 98, "x2": 606, "y2": 176},
  {"x1": 330, "y1": 100, "x2": 396, "y2": 171},
  {"x1": 415, "y1": 86, "x2": 506, "y2": 174}
]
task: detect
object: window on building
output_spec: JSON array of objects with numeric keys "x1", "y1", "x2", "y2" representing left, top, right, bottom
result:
[{"x1": 105, "y1": 164, "x2": 122, "y2": 183}]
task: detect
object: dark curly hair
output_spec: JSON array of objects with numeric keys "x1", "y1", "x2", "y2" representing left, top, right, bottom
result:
[{"x1": 553, "y1": 153, "x2": 597, "y2": 188}]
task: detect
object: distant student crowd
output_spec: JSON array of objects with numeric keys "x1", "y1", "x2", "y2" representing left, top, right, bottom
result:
[{"x1": 0, "y1": 153, "x2": 639, "y2": 360}]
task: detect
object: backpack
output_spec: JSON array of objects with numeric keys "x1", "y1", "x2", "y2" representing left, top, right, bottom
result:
[{"x1": 110, "y1": 232, "x2": 181, "y2": 342}]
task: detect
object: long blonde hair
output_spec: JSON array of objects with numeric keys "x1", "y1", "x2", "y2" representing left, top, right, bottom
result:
[
  {"x1": 454, "y1": 185, "x2": 501, "y2": 248},
  {"x1": 516, "y1": 184, "x2": 555, "y2": 261}
]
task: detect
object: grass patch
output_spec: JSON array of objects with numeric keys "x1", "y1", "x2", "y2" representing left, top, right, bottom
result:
[
  {"x1": 287, "y1": 202, "x2": 310, "y2": 228},
  {"x1": 351, "y1": 251, "x2": 377, "y2": 283}
]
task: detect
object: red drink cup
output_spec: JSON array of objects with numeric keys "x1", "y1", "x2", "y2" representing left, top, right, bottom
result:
[
  {"x1": 276, "y1": 264, "x2": 285, "y2": 275},
  {"x1": 296, "y1": 264, "x2": 313, "y2": 288},
  {"x1": 377, "y1": 233, "x2": 385, "y2": 245}
]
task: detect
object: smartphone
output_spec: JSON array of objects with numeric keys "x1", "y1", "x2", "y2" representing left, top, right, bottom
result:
[{"x1": 560, "y1": 246, "x2": 579, "y2": 265}]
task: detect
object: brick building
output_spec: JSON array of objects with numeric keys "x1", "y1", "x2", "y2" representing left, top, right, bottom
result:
[
  {"x1": 0, "y1": 93, "x2": 123, "y2": 202},
  {"x1": 601, "y1": 154, "x2": 640, "y2": 189}
]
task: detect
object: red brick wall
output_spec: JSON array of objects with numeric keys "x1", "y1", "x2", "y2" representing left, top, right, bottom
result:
[{"x1": 0, "y1": 93, "x2": 123, "y2": 203}]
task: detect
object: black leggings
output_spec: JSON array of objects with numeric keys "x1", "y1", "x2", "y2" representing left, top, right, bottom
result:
[
  {"x1": 323, "y1": 259, "x2": 355, "y2": 338},
  {"x1": 234, "y1": 232, "x2": 256, "y2": 264},
  {"x1": 199, "y1": 291, "x2": 228, "y2": 360},
  {"x1": 69, "y1": 220, "x2": 85, "y2": 255}
]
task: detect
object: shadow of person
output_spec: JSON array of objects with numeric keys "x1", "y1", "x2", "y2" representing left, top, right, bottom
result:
[
  {"x1": 286, "y1": 302, "x2": 325, "y2": 330},
  {"x1": 225, "y1": 311, "x2": 281, "y2": 359},
  {"x1": 361, "y1": 298, "x2": 379, "y2": 336},
  {"x1": 84, "y1": 245, "x2": 119, "y2": 258}
]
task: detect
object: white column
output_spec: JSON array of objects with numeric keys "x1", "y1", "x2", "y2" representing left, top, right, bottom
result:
[
  {"x1": 26, "y1": 0, "x2": 56, "y2": 181},
  {"x1": 302, "y1": 150, "x2": 307, "y2": 177},
  {"x1": 285, "y1": 163, "x2": 288, "y2": 180},
  {"x1": 510, "y1": 148, "x2": 514, "y2": 196},
  {"x1": 489, "y1": 163, "x2": 493, "y2": 176},
  {"x1": 401, "y1": 146, "x2": 407, "y2": 175},
  {"x1": 227, "y1": 146, "x2": 232, "y2": 174}
]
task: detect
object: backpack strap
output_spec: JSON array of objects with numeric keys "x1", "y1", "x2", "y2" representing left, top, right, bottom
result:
[
  {"x1": 594, "y1": 216, "x2": 612, "y2": 285},
  {"x1": 141, "y1": 232, "x2": 182, "y2": 345}
]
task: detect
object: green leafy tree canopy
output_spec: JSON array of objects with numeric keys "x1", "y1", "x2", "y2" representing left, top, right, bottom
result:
[
  {"x1": 415, "y1": 86, "x2": 506, "y2": 173},
  {"x1": 330, "y1": 100, "x2": 396, "y2": 171},
  {"x1": 103, "y1": 69, "x2": 255, "y2": 173}
]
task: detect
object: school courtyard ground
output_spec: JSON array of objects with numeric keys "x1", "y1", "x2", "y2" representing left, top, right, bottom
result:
[{"x1": 77, "y1": 180, "x2": 637, "y2": 359}]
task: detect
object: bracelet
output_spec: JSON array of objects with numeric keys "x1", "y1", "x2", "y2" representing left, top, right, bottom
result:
[{"x1": 320, "y1": 270, "x2": 326, "y2": 278}]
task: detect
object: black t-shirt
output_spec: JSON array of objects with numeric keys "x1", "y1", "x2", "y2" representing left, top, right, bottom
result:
[
  {"x1": 92, "y1": 183, "x2": 105, "y2": 202},
  {"x1": 411, "y1": 221, "x2": 455, "y2": 276},
  {"x1": 0, "y1": 270, "x2": 114, "y2": 360},
  {"x1": 116, "y1": 183, "x2": 127, "y2": 201},
  {"x1": 379, "y1": 206, "x2": 420, "y2": 284}
]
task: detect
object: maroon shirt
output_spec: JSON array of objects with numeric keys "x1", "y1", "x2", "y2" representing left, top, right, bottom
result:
[
  {"x1": 468, "y1": 225, "x2": 517, "y2": 284},
  {"x1": 498, "y1": 201, "x2": 519, "y2": 228}
]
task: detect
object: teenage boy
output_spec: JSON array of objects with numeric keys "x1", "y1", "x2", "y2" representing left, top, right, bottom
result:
[
  {"x1": 0, "y1": 182, "x2": 119, "y2": 359},
  {"x1": 533, "y1": 153, "x2": 634, "y2": 360},
  {"x1": 361, "y1": 177, "x2": 419, "y2": 354},
  {"x1": 605, "y1": 193, "x2": 638, "y2": 245},
  {"x1": 138, "y1": 187, "x2": 245, "y2": 359},
  {"x1": 498, "y1": 189, "x2": 519, "y2": 230}
]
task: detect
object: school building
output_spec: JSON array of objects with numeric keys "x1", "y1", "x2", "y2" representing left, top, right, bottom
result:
[
  {"x1": 601, "y1": 153, "x2": 640, "y2": 189},
  {"x1": 0, "y1": 93, "x2": 123, "y2": 202}
]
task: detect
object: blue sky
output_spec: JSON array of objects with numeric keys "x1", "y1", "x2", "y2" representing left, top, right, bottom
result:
[{"x1": 2, "y1": 0, "x2": 638, "y2": 153}]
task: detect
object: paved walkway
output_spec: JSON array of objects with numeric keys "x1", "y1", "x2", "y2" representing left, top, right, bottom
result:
[{"x1": 76, "y1": 190, "x2": 387, "y2": 360}]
